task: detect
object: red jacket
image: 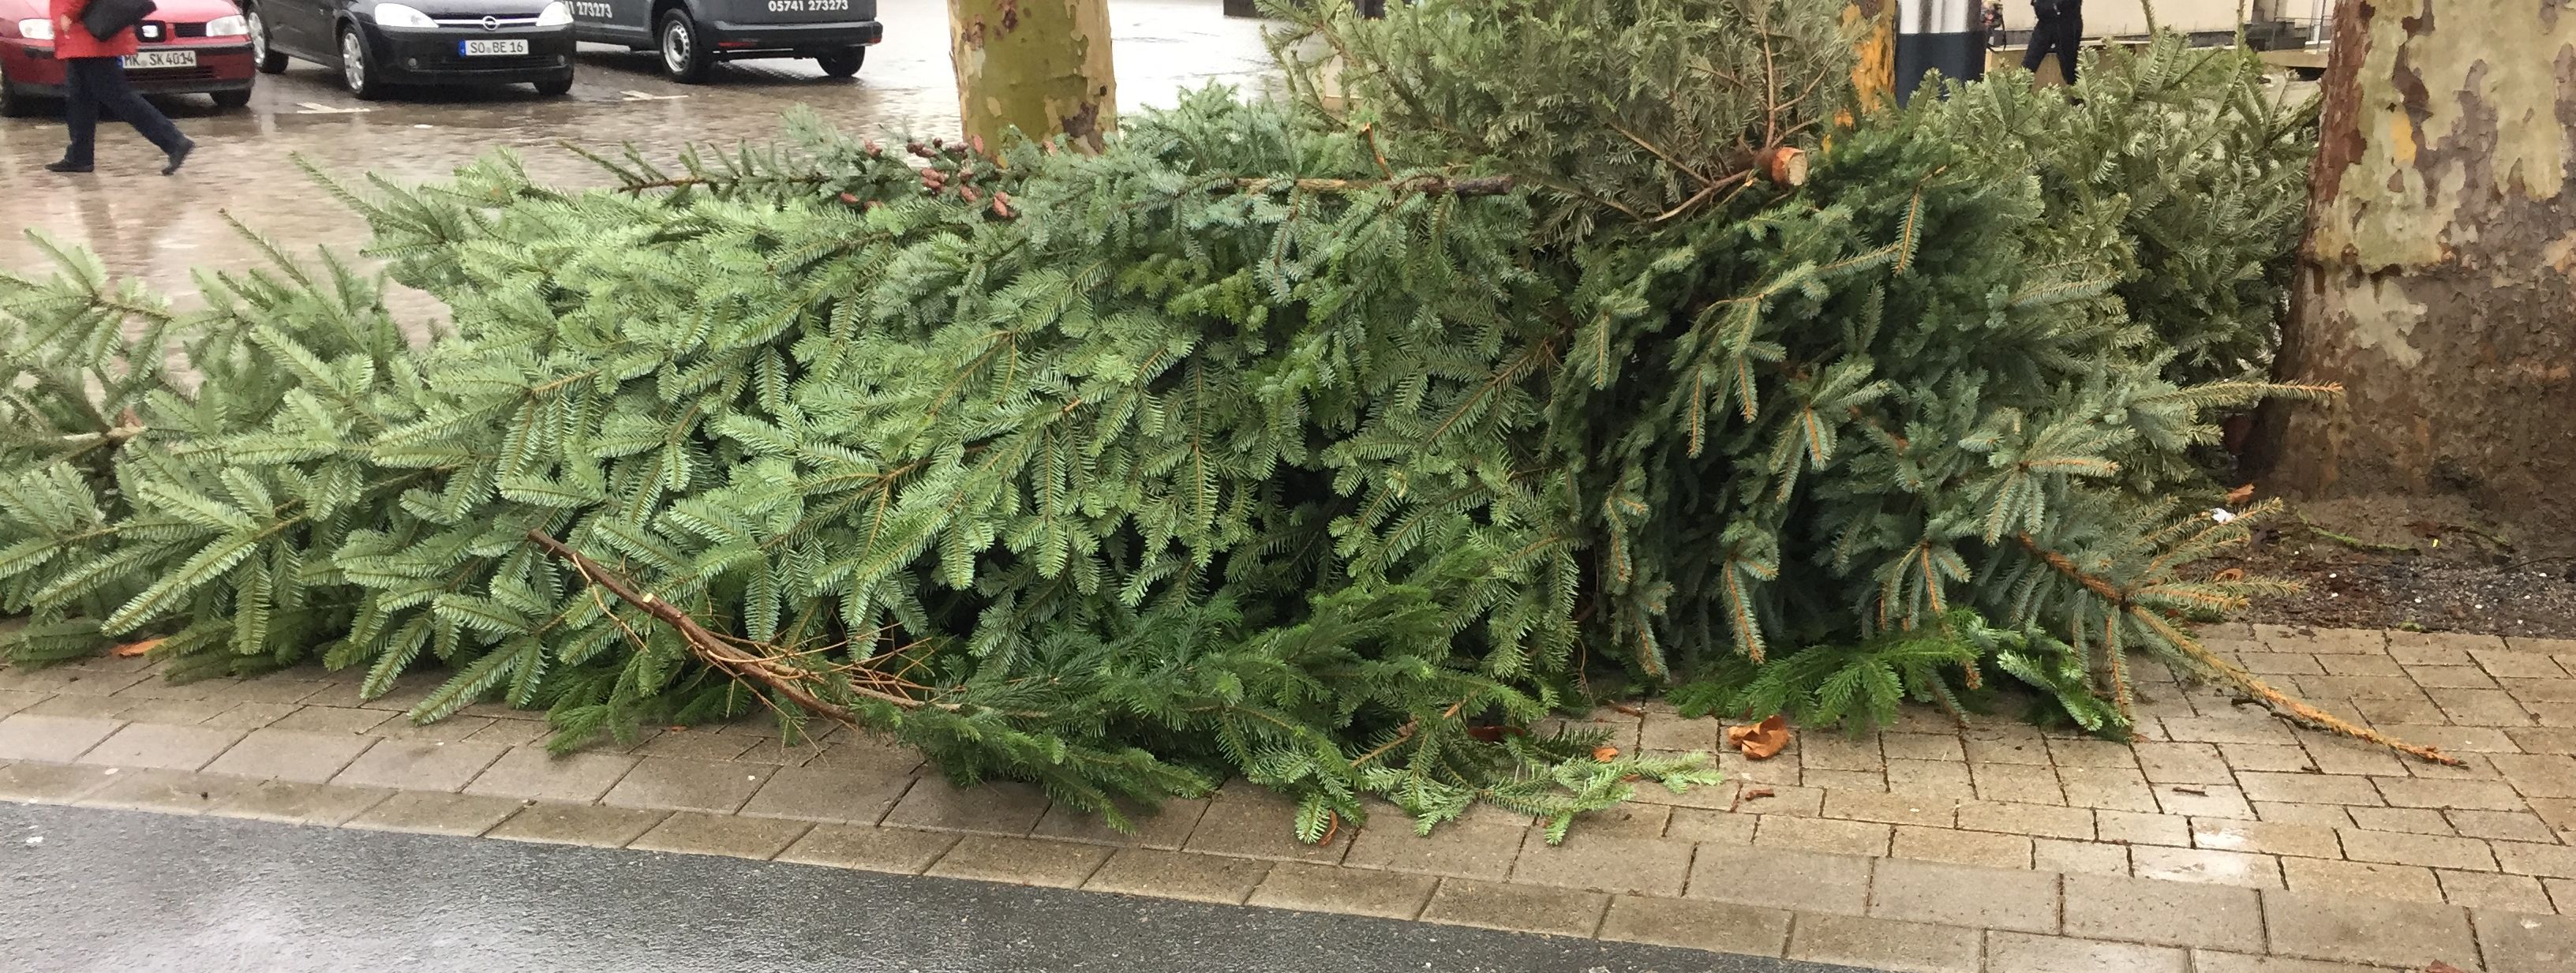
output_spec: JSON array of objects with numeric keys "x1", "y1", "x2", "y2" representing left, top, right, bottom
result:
[{"x1": 47, "y1": 0, "x2": 140, "y2": 59}]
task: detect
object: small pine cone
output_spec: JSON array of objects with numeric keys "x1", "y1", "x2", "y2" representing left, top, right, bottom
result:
[
  {"x1": 837, "y1": 191, "x2": 860, "y2": 204},
  {"x1": 907, "y1": 141, "x2": 935, "y2": 159},
  {"x1": 863, "y1": 140, "x2": 882, "y2": 155},
  {"x1": 864, "y1": 200, "x2": 883, "y2": 211},
  {"x1": 969, "y1": 134, "x2": 987, "y2": 158},
  {"x1": 990, "y1": 194, "x2": 1013, "y2": 219},
  {"x1": 960, "y1": 186, "x2": 981, "y2": 204}
]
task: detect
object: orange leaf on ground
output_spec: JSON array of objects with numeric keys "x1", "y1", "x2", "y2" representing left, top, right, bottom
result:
[
  {"x1": 1592, "y1": 745, "x2": 1620, "y2": 762},
  {"x1": 1726, "y1": 714, "x2": 1791, "y2": 759},
  {"x1": 108, "y1": 638, "x2": 163, "y2": 658},
  {"x1": 2225, "y1": 483, "x2": 2256, "y2": 505},
  {"x1": 2427, "y1": 963, "x2": 2469, "y2": 973},
  {"x1": 2211, "y1": 567, "x2": 2246, "y2": 582}
]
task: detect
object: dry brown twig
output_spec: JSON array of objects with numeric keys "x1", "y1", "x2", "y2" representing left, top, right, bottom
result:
[{"x1": 525, "y1": 530, "x2": 951, "y2": 731}]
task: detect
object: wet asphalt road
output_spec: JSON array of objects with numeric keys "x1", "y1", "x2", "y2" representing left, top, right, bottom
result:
[
  {"x1": 0, "y1": 0, "x2": 1279, "y2": 302},
  {"x1": 0, "y1": 803, "x2": 1874, "y2": 973}
]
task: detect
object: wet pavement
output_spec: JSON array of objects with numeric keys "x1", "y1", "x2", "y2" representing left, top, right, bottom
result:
[
  {"x1": 0, "y1": 803, "x2": 1870, "y2": 973},
  {"x1": 0, "y1": 0, "x2": 1279, "y2": 301}
]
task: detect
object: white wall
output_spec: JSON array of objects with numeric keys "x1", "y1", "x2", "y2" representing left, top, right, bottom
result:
[{"x1": 1996, "y1": 0, "x2": 2267, "y2": 36}]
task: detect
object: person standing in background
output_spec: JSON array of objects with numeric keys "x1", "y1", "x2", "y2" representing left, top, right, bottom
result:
[
  {"x1": 2022, "y1": 0, "x2": 2082, "y2": 88},
  {"x1": 43, "y1": 0, "x2": 196, "y2": 175}
]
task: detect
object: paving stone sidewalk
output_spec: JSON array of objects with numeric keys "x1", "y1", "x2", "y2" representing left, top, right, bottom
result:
[{"x1": 4, "y1": 623, "x2": 2575, "y2": 972}]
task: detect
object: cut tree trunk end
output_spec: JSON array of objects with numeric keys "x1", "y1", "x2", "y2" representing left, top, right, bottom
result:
[
  {"x1": 948, "y1": 0, "x2": 1118, "y2": 151},
  {"x1": 2251, "y1": 0, "x2": 2576, "y2": 556}
]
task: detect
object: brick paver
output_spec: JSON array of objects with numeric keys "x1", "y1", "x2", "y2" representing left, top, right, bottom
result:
[
  {"x1": 75, "y1": 723, "x2": 244, "y2": 771},
  {"x1": 736, "y1": 765, "x2": 915, "y2": 826},
  {"x1": 212, "y1": 781, "x2": 393, "y2": 825},
  {"x1": 342, "y1": 791, "x2": 526, "y2": 836},
  {"x1": 0, "y1": 714, "x2": 123, "y2": 762},
  {"x1": 1785, "y1": 913, "x2": 1980, "y2": 973},
  {"x1": 9, "y1": 622, "x2": 2576, "y2": 970},
  {"x1": 201, "y1": 729, "x2": 378, "y2": 783},
  {"x1": 2263, "y1": 889, "x2": 2478, "y2": 968},
  {"x1": 627, "y1": 811, "x2": 812, "y2": 859},
  {"x1": 882, "y1": 777, "x2": 1050, "y2": 836},
  {"x1": 1985, "y1": 932, "x2": 2188, "y2": 973},
  {"x1": 485, "y1": 802, "x2": 667, "y2": 848},
  {"x1": 773, "y1": 823, "x2": 957, "y2": 874},
  {"x1": 1417, "y1": 878, "x2": 1607, "y2": 937},
  {"x1": 1247, "y1": 861, "x2": 1437, "y2": 919},
  {"x1": 1868, "y1": 859, "x2": 2059, "y2": 934},
  {"x1": 601, "y1": 758, "x2": 773, "y2": 814},
  {"x1": 1084, "y1": 848, "x2": 1271, "y2": 904},
  {"x1": 927, "y1": 835, "x2": 1110, "y2": 888},
  {"x1": 331, "y1": 739, "x2": 507, "y2": 792},
  {"x1": 462, "y1": 747, "x2": 638, "y2": 803},
  {"x1": 1596, "y1": 896, "x2": 1792, "y2": 958},
  {"x1": 1342, "y1": 821, "x2": 1522, "y2": 880}
]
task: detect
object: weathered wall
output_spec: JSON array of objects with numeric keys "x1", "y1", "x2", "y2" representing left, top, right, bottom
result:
[
  {"x1": 948, "y1": 0, "x2": 1118, "y2": 150},
  {"x1": 2258, "y1": 0, "x2": 2576, "y2": 551}
]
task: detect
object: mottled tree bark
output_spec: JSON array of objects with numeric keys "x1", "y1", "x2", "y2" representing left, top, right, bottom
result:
[
  {"x1": 948, "y1": 0, "x2": 1117, "y2": 150},
  {"x1": 1844, "y1": 0, "x2": 1896, "y2": 116},
  {"x1": 2254, "y1": 0, "x2": 2576, "y2": 552}
]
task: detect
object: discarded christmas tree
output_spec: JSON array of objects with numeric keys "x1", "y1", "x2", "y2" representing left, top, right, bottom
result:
[{"x1": 0, "y1": 0, "x2": 2439, "y2": 841}]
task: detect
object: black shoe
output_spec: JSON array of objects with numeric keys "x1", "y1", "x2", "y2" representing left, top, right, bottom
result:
[
  {"x1": 45, "y1": 160, "x2": 93, "y2": 174},
  {"x1": 162, "y1": 140, "x2": 195, "y2": 176}
]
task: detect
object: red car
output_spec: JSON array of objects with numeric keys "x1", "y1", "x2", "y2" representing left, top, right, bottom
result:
[{"x1": 0, "y1": 0, "x2": 256, "y2": 116}]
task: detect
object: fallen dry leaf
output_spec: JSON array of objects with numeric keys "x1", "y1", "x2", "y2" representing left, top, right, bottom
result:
[
  {"x1": 1728, "y1": 785, "x2": 1779, "y2": 812},
  {"x1": 1591, "y1": 745, "x2": 1620, "y2": 762},
  {"x1": 2225, "y1": 483, "x2": 2256, "y2": 505},
  {"x1": 2427, "y1": 963, "x2": 2468, "y2": 973},
  {"x1": 108, "y1": 638, "x2": 163, "y2": 658},
  {"x1": 2211, "y1": 568, "x2": 2246, "y2": 582},
  {"x1": 1726, "y1": 714, "x2": 1791, "y2": 759}
]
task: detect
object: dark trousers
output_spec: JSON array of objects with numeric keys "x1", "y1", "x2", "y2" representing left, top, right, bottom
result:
[
  {"x1": 2021, "y1": 13, "x2": 2083, "y2": 86},
  {"x1": 62, "y1": 56, "x2": 189, "y2": 167}
]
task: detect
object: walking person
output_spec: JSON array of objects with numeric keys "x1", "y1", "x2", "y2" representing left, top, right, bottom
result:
[
  {"x1": 43, "y1": 0, "x2": 195, "y2": 175},
  {"x1": 2021, "y1": 0, "x2": 2082, "y2": 88}
]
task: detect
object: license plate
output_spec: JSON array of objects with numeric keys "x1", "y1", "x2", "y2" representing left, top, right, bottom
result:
[
  {"x1": 459, "y1": 39, "x2": 530, "y2": 55},
  {"x1": 125, "y1": 51, "x2": 198, "y2": 69}
]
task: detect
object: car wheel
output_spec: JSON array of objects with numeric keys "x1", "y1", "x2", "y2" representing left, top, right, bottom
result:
[
  {"x1": 656, "y1": 9, "x2": 711, "y2": 84},
  {"x1": 339, "y1": 24, "x2": 383, "y2": 99},
  {"x1": 249, "y1": 6, "x2": 288, "y2": 73},
  {"x1": 815, "y1": 47, "x2": 863, "y2": 78},
  {"x1": 0, "y1": 62, "x2": 26, "y2": 118},
  {"x1": 211, "y1": 88, "x2": 253, "y2": 109},
  {"x1": 533, "y1": 73, "x2": 573, "y2": 96}
]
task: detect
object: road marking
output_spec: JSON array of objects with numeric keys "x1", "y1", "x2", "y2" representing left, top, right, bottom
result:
[
  {"x1": 620, "y1": 90, "x2": 687, "y2": 101},
  {"x1": 295, "y1": 102, "x2": 372, "y2": 114}
]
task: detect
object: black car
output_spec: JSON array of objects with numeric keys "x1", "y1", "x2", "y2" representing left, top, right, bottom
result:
[
  {"x1": 567, "y1": 0, "x2": 879, "y2": 83},
  {"x1": 244, "y1": 0, "x2": 575, "y2": 98}
]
